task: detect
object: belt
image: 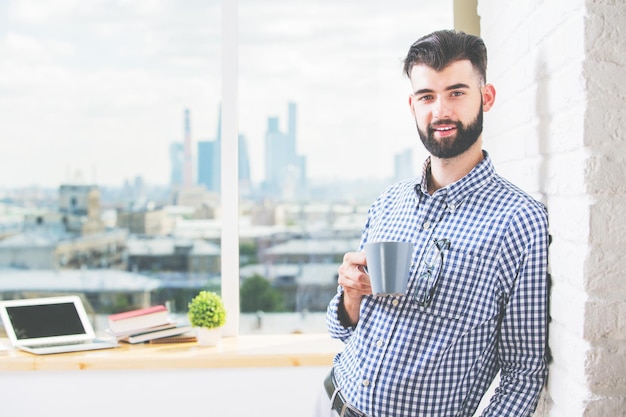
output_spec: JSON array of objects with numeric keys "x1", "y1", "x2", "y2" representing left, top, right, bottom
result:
[{"x1": 323, "y1": 368, "x2": 368, "y2": 417}]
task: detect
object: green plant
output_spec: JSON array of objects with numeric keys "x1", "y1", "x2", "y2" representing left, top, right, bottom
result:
[
  {"x1": 187, "y1": 291, "x2": 226, "y2": 329},
  {"x1": 240, "y1": 274, "x2": 285, "y2": 313}
]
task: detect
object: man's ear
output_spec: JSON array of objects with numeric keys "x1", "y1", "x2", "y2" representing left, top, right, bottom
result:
[
  {"x1": 482, "y1": 84, "x2": 496, "y2": 112},
  {"x1": 408, "y1": 94, "x2": 416, "y2": 117}
]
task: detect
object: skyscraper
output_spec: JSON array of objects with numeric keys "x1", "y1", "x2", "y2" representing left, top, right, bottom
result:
[
  {"x1": 183, "y1": 109, "x2": 193, "y2": 186},
  {"x1": 238, "y1": 133, "x2": 252, "y2": 196},
  {"x1": 264, "y1": 102, "x2": 306, "y2": 200},
  {"x1": 197, "y1": 106, "x2": 221, "y2": 193},
  {"x1": 169, "y1": 142, "x2": 184, "y2": 186},
  {"x1": 394, "y1": 148, "x2": 415, "y2": 182},
  {"x1": 197, "y1": 140, "x2": 219, "y2": 192},
  {"x1": 197, "y1": 104, "x2": 251, "y2": 195}
]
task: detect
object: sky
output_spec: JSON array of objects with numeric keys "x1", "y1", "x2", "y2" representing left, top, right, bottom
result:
[{"x1": 0, "y1": 0, "x2": 452, "y2": 189}]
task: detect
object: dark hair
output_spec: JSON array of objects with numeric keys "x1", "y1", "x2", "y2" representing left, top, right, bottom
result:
[{"x1": 403, "y1": 30, "x2": 488, "y2": 84}]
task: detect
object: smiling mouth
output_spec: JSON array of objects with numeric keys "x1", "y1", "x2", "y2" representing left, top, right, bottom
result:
[
  {"x1": 430, "y1": 119, "x2": 460, "y2": 135},
  {"x1": 431, "y1": 125, "x2": 457, "y2": 137}
]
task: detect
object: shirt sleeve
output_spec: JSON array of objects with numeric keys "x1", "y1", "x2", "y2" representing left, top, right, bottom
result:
[
  {"x1": 326, "y1": 287, "x2": 356, "y2": 342},
  {"x1": 326, "y1": 197, "x2": 379, "y2": 343},
  {"x1": 481, "y1": 202, "x2": 549, "y2": 417}
]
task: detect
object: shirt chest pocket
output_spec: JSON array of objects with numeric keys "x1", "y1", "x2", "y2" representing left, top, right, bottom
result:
[{"x1": 409, "y1": 250, "x2": 500, "y2": 324}]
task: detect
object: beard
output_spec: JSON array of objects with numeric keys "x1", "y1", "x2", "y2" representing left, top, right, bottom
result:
[{"x1": 416, "y1": 105, "x2": 483, "y2": 159}]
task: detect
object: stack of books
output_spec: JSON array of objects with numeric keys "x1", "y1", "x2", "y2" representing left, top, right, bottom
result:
[{"x1": 106, "y1": 305, "x2": 192, "y2": 344}]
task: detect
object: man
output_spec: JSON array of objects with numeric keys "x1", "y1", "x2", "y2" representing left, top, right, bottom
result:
[{"x1": 323, "y1": 30, "x2": 549, "y2": 417}]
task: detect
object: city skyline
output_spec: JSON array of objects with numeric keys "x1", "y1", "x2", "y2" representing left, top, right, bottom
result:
[{"x1": 0, "y1": 0, "x2": 452, "y2": 189}]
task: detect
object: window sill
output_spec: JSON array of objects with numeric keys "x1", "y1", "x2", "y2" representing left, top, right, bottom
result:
[{"x1": 0, "y1": 333, "x2": 343, "y2": 372}]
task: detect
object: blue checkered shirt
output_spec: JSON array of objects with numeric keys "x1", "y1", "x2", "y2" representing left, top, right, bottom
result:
[{"x1": 327, "y1": 152, "x2": 549, "y2": 417}]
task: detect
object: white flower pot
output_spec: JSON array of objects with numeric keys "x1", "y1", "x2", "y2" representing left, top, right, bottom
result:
[{"x1": 195, "y1": 327, "x2": 222, "y2": 346}]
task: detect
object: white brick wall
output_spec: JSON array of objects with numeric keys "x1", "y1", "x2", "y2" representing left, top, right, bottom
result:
[{"x1": 478, "y1": 0, "x2": 626, "y2": 416}]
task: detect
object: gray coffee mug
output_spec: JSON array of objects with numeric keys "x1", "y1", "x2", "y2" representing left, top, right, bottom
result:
[{"x1": 364, "y1": 241, "x2": 413, "y2": 295}]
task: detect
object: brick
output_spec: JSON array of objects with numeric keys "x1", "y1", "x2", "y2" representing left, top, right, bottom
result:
[
  {"x1": 585, "y1": 3, "x2": 626, "y2": 66},
  {"x1": 545, "y1": 363, "x2": 590, "y2": 417},
  {"x1": 544, "y1": 106, "x2": 586, "y2": 154},
  {"x1": 493, "y1": 156, "x2": 544, "y2": 195},
  {"x1": 547, "y1": 196, "x2": 590, "y2": 244},
  {"x1": 543, "y1": 150, "x2": 589, "y2": 195},
  {"x1": 586, "y1": 62, "x2": 626, "y2": 107},
  {"x1": 543, "y1": 65, "x2": 586, "y2": 115},
  {"x1": 589, "y1": 199, "x2": 626, "y2": 244},
  {"x1": 584, "y1": 396, "x2": 626, "y2": 417},
  {"x1": 585, "y1": 245, "x2": 626, "y2": 299},
  {"x1": 479, "y1": 0, "x2": 626, "y2": 415},
  {"x1": 550, "y1": 286, "x2": 587, "y2": 339},
  {"x1": 584, "y1": 107, "x2": 626, "y2": 149},
  {"x1": 549, "y1": 241, "x2": 587, "y2": 288},
  {"x1": 583, "y1": 301, "x2": 622, "y2": 341},
  {"x1": 586, "y1": 345, "x2": 626, "y2": 394},
  {"x1": 530, "y1": 0, "x2": 584, "y2": 47}
]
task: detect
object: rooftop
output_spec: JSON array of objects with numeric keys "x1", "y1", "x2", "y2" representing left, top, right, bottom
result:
[
  {"x1": 126, "y1": 236, "x2": 220, "y2": 256},
  {"x1": 0, "y1": 269, "x2": 161, "y2": 293}
]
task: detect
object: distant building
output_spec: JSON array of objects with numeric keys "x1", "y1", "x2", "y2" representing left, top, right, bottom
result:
[
  {"x1": 237, "y1": 236, "x2": 359, "y2": 312},
  {"x1": 261, "y1": 238, "x2": 360, "y2": 264},
  {"x1": 126, "y1": 236, "x2": 220, "y2": 275},
  {"x1": 239, "y1": 262, "x2": 339, "y2": 312},
  {"x1": 169, "y1": 142, "x2": 184, "y2": 186},
  {"x1": 264, "y1": 102, "x2": 307, "y2": 200},
  {"x1": 238, "y1": 133, "x2": 252, "y2": 196},
  {"x1": 197, "y1": 104, "x2": 251, "y2": 196},
  {"x1": 0, "y1": 269, "x2": 162, "y2": 314},
  {"x1": 197, "y1": 104, "x2": 221, "y2": 193},
  {"x1": 0, "y1": 184, "x2": 127, "y2": 270},
  {"x1": 58, "y1": 184, "x2": 105, "y2": 235},
  {"x1": 197, "y1": 139, "x2": 220, "y2": 192},
  {"x1": 116, "y1": 208, "x2": 172, "y2": 236},
  {"x1": 121, "y1": 176, "x2": 149, "y2": 210},
  {"x1": 394, "y1": 147, "x2": 416, "y2": 182},
  {"x1": 0, "y1": 227, "x2": 128, "y2": 270}
]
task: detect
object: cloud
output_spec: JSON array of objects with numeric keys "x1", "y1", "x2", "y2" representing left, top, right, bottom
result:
[{"x1": 0, "y1": 0, "x2": 451, "y2": 188}]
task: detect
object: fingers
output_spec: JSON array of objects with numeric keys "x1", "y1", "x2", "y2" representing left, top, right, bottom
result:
[{"x1": 338, "y1": 251, "x2": 371, "y2": 296}]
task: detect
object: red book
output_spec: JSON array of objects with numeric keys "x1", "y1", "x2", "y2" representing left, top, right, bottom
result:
[{"x1": 107, "y1": 305, "x2": 171, "y2": 334}]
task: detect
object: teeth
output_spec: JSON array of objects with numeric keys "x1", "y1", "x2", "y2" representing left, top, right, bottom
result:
[{"x1": 436, "y1": 127, "x2": 453, "y2": 131}]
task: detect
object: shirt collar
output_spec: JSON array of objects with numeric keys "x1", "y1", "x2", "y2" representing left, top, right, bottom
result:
[{"x1": 416, "y1": 151, "x2": 496, "y2": 212}]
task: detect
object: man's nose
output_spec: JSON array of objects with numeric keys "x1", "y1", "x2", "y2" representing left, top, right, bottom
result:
[{"x1": 432, "y1": 98, "x2": 451, "y2": 120}]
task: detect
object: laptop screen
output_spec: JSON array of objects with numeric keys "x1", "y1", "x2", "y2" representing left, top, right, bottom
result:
[{"x1": 6, "y1": 302, "x2": 87, "y2": 340}]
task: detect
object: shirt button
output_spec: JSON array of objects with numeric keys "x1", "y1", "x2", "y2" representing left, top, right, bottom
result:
[
  {"x1": 376, "y1": 339, "x2": 383, "y2": 348},
  {"x1": 423, "y1": 221, "x2": 431, "y2": 230},
  {"x1": 449, "y1": 203, "x2": 456, "y2": 211},
  {"x1": 362, "y1": 379, "x2": 370, "y2": 387},
  {"x1": 391, "y1": 299, "x2": 399, "y2": 307}
]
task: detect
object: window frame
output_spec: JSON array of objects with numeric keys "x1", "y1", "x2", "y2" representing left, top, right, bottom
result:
[{"x1": 220, "y1": 0, "x2": 240, "y2": 337}]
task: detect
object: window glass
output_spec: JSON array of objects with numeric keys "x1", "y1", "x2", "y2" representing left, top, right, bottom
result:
[
  {"x1": 0, "y1": 0, "x2": 452, "y2": 337},
  {"x1": 0, "y1": 1, "x2": 223, "y2": 332},
  {"x1": 237, "y1": 0, "x2": 452, "y2": 334}
]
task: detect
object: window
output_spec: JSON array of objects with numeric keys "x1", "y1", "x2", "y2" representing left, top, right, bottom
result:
[
  {"x1": 231, "y1": 0, "x2": 453, "y2": 334},
  {"x1": 0, "y1": 0, "x2": 452, "y2": 336}
]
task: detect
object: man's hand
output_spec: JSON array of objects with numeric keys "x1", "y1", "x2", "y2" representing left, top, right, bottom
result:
[{"x1": 337, "y1": 251, "x2": 372, "y2": 326}]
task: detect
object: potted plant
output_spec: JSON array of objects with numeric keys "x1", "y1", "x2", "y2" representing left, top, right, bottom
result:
[{"x1": 187, "y1": 290, "x2": 226, "y2": 346}]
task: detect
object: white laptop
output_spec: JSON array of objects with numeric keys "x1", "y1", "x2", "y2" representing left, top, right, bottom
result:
[{"x1": 0, "y1": 295, "x2": 119, "y2": 355}]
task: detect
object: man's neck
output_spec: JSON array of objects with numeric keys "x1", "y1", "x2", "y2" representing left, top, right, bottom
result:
[{"x1": 427, "y1": 143, "x2": 484, "y2": 194}]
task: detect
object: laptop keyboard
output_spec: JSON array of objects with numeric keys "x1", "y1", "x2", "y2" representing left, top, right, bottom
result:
[
  {"x1": 18, "y1": 339, "x2": 118, "y2": 354},
  {"x1": 32, "y1": 340, "x2": 94, "y2": 348}
]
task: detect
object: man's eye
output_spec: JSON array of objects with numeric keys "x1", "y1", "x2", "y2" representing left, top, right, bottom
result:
[
  {"x1": 418, "y1": 95, "x2": 433, "y2": 101},
  {"x1": 451, "y1": 91, "x2": 464, "y2": 97}
]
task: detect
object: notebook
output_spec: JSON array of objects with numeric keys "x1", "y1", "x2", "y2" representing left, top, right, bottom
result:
[{"x1": 0, "y1": 295, "x2": 119, "y2": 355}]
